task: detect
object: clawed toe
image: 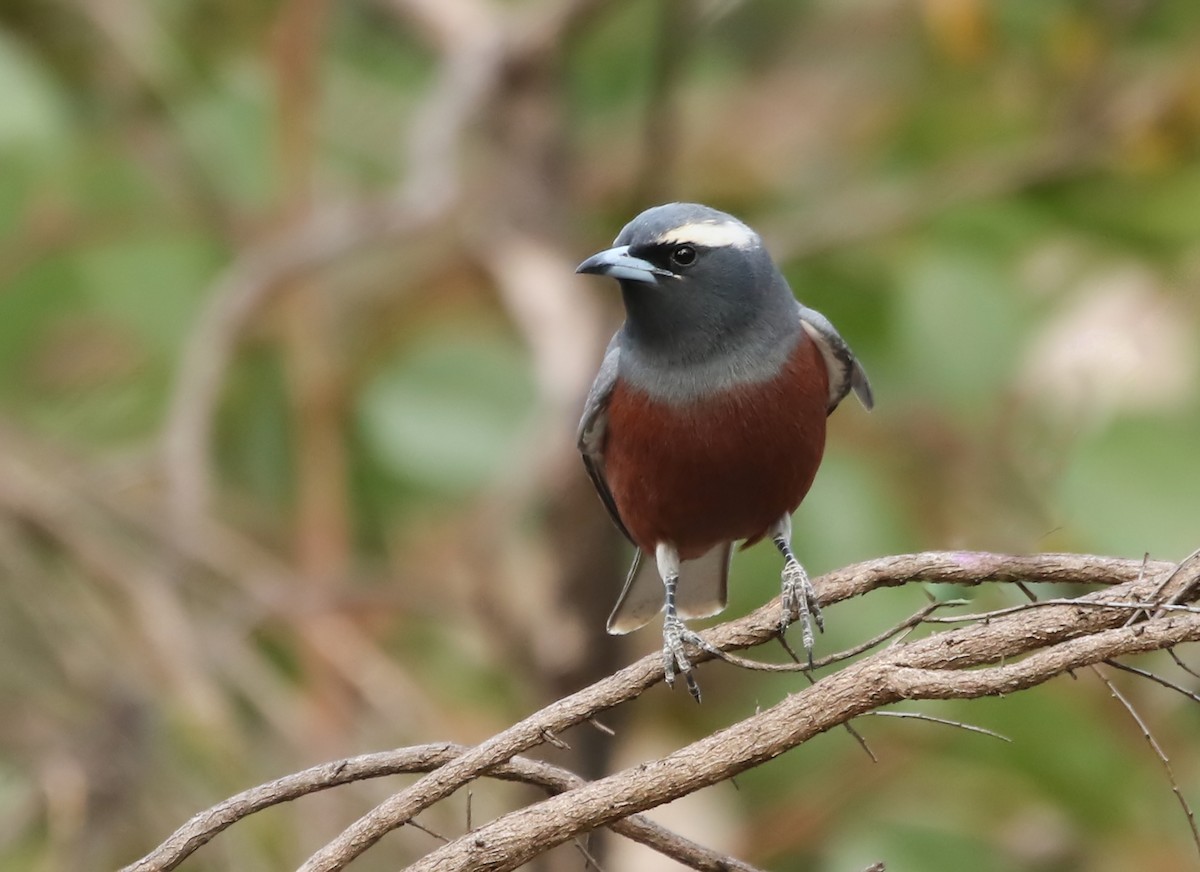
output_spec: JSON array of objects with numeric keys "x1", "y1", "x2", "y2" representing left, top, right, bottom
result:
[
  {"x1": 662, "y1": 615, "x2": 720, "y2": 702},
  {"x1": 780, "y1": 559, "x2": 823, "y2": 666}
]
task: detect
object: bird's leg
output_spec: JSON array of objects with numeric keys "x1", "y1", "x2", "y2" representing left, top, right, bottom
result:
[
  {"x1": 770, "y1": 515, "x2": 824, "y2": 667},
  {"x1": 656, "y1": 543, "x2": 721, "y2": 703}
]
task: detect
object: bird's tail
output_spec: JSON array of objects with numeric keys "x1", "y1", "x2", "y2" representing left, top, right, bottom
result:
[{"x1": 606, "y1": 543, "x2": 732, "y2": 635}]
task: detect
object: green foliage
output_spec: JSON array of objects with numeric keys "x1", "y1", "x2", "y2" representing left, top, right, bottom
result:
[
  {"x1": 357, "y1": 330, "x2": 536, "y2": 494},
  {"x1": 1061, "y1": 413, "x2": 1200, "y2": 558}
]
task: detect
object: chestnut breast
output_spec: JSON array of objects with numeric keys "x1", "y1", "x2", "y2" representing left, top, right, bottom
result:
[{"x1": 603, "y1": 333, "x2": 830, "y2": 560}]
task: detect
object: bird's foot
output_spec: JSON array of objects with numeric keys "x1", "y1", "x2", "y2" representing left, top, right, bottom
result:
[
  {"x1": 780, "y1": 558, "x2": 824, "y2": 667},
  {"x1": 662, "y1": 613, "x2": 721, "y2": 703}
]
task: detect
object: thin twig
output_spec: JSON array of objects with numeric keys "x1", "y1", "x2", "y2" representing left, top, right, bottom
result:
[
  {"x1": 1103, "y1": 659, "x2": 1200, "y2": 706},
  {"x1": 588, "y1": 718, "x2": 616, "y2": 736},
  {"x1": 863, "y1": 710, "x2": 1011, "y2": 743},
  {"x1": 922, "y1": 599, "x2": 1200, "y2": 624},
  {"x1": 706, "y1": 599, "x2": 968, "y2": 673},
  {"x1": 571, "y1": 836, "x2": 605, "y2": 871},
  {"x1": 1126, "y1": 548, "x2": 1200, "y2": 626},
  {"x1": 407, "y1": 818, "x2": 450, "y2": 844},
  {"x1": 798, "y1": 667, "x2": 877, "y2": 763},
  {"x1": 1161, "y1": 549, "x2": 1200, "y2": 611},
  {"x1": 1169, "y1": 649, "x2": 1200, "y2": 681},
  {"x1": 1090, "y1": 665, "x2": 1200, "y2": 859}
]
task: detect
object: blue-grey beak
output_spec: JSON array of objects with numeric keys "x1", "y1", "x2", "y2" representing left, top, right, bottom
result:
[{"x1": 576, "y1": 245, "x2": 676, "y2": 285}]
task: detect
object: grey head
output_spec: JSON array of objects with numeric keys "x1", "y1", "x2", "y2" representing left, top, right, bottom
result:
[{"x1": 576, "y1": 203, "x2": 800, "y2": 372}]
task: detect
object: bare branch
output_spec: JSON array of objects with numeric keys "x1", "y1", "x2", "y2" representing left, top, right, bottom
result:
[
  {"x1": 121, "y1": 743, "x2": 765, "y2": 872},
  {"x1": 294, "y1": 551, "x2": 1185, "y2": 871},
  {"x1": 111, "y1": 551, "x2": 1200, "y2": 871},
  {"x1": 400, "y1": 567, "x2": 1200, "y2": 871}
]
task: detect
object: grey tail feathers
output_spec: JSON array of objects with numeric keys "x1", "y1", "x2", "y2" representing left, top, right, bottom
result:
[{"x1": 606, "y1": 543, "x2": 732, "y2": 635}]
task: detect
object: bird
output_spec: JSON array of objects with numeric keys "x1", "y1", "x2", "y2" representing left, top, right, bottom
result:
[{"x1": 575, "y1": 202, "x2": 873, "y2": 701}]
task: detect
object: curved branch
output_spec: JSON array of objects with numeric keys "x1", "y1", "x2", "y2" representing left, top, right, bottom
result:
[
  {"x1": 121, "y1": 743, "x2": 761, "y2": 872},
  {"x1": 402, "y1": 552, "x2": 1200, "y2": 871},
  {"x1": 296, "y1": 550, "x2": 1181, "y2": 871}
]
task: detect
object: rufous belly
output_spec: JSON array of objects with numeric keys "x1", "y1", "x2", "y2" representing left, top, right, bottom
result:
[{"x1": 603, "y1": 334, "x2": 829, "y2": 560}]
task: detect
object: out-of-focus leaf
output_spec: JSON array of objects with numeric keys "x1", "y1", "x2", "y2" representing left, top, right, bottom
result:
[
  {"x1": 357, "y1": 330, "x2": 535, "y2": 494},
  {"x1": 0, "y1": 30, "x2": 69, "y2": 158},
  {"x1": 175, "y1": 67, "x2": 276, "y2": 207},
  {"x1": 0, "y1": 237, "x2": 217, "y2": 441},
  {"x1": 894, "y1": 243, "x2": 1024, "y2": 412},
  {"x1": 825, "y1": 822, "x2": 1006, "y2": 872},
  {"x1": 1058, "y1": 414, "x2": 1200, "y2": 559},
  {"x1": 218, "y1": 348, "x2": 294, "y2": 510},
  {"x1": 797, "y1": 446, "x2": 913, "y2": 568},
  {"x1": 75, "y1": 235, "x2": 220, "y2": 355},
  {"x1": 0, "y1": 258, "x2": 84, "y2": 398},
  {"x1": 0, "y1": 29, "x2": 71, "y2": 233},
  {"x1": 1054, "y1": 167, "x2": 1200, "y2": 250}
]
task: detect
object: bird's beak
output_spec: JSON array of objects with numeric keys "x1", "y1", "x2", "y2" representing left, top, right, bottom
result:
[{"x1": 576, "y1": 245, "x2": 675, "y2": 285}]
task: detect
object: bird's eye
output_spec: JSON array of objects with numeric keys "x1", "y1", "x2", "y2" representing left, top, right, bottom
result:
[{"x1": 670, "y1": 244, "x2": 697, "y2": 267}]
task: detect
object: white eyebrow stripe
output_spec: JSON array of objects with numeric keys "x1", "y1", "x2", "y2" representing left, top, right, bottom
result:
[{"x1": 653, "y1": 220, "x2": 758, "y2": 250}]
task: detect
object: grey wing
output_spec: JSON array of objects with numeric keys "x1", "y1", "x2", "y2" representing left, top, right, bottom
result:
[
  {"x1": 577, "y1": 338, "x2": 633, "y2": 543},
  {"x1": 797, "y1": 302, "x2": 874, "y2": 413}
]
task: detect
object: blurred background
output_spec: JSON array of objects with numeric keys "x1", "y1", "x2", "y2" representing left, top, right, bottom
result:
[{"x1": 2, "y1": 0, "x2": 1199, "y2": 869}]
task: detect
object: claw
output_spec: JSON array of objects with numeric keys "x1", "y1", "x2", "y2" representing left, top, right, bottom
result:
[
  {"x1": 781, "y1": 558, "x2": 823, "y2": 668},
  {"x1": 661, "y1": 614, "x2": 719, "y2": 702}
]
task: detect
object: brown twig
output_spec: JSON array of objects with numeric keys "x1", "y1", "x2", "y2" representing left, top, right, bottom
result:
[
  {"x1": 399, "y1": 576, "x2": 1200, "y2": 871},
  {"x1": 1105, "y1": 658, "x2": 1200, "y2": 706},
  {"x1": 712, "y1": 598, "x2": 968, "y2": 672},
  {"x1": 922, "y1": 598, "x2": 1200, "y2": 623},
  {"x1": 119, "y1": 743, "x2": 764, "y2": 872},
  {"x1": 291, "y1": 551, "x2": 1186, "y2": 871},
  {"x1": 105, "y1": 551, "x2": 1200, "y2": 871},
  {"x1": 862, "y1": 710, "x2": 1011, "y2": 743}
]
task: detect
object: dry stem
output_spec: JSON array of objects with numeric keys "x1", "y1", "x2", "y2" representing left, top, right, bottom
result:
[
  {"x1": 120, "y1": 550, "x2": 1200, "y2": 872},
  {"x1": 120, "y1": 743, "x2": 763, "y2": 872}
]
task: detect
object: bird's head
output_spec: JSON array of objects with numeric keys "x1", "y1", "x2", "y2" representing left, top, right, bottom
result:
[{"x1": 576, "y1": 203, "x2": 793, "y2": 360}]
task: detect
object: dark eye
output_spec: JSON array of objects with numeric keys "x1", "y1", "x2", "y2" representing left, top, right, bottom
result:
[{"x1": 670, "y1": 244, "x2": 697, "y2": 267}]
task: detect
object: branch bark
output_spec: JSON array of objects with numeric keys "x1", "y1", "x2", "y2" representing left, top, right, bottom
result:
[
  {"x1": 402, "y1": 553, "x2": 1199, "y2": 872},
  {"x1": 119, "y1": 550, "x2": 1200, "y2": 872},
  {"x1": 120, "y1": 743, "x2": 763, "y2": 872},
  {"x1": 114, "y1": 551, "x2": 1200, "y2": 872}
]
